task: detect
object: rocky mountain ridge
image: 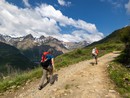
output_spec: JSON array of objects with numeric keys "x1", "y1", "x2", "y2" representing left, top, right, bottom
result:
[
  {"x1": 0, "y1": 34, "x2": 90, "y2": 51},
  {"x1": 0, "y1": 34, "x2": 90, "y2": 62}
]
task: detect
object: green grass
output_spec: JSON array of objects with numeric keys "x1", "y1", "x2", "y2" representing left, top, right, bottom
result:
[
  {"x1": 1, "y1": 26, "x2": 130, "y2": 96},
  {"x1": 0, "y1": 67, "x2": 42, "y2": 93},
  {"x1": 55, "y1": 42, "x2": 123, "y2": 69},
  {"x1": 108, "y1": 62, "x2": 130, "y2": 98},
  {"x1": 0, "y1": 27, "x2": 125, "y2": 93},
  {"x1": 0, "y1": 42, "x2": 124, "y2": 93}
]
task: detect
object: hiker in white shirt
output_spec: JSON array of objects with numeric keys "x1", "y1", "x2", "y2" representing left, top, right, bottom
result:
[{"x1": 92, "y1": 47, "x2": 99, "y2": 64}]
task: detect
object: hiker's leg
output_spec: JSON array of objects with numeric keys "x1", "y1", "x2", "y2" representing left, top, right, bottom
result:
[
  {"x1": 48, "y1": 66, "x2": 54, "y2": 84},
  {"x1": 46, "y1": 70, "x2": 49, "y2": 82},
  {"x1": 39, "y1": 68, "x2": 47, "y2": 87},
  {"x1": 95, "y1": 56, "x2": 98, "y2": 64},
  {"x1": 92, "y1": 54, "x2": 96, "y2": 64}
]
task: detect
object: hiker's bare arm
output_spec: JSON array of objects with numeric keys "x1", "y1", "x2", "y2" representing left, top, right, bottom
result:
[{"x1": 51, "y1": 58, "x2": 55, "y2": 70}]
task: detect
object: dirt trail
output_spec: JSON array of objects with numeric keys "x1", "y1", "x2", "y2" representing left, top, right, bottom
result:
[{"x1": 2, "y1": 52, "x2": 122, "y2": 98}]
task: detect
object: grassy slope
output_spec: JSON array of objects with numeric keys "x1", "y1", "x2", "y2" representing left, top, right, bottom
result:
[
  {"x1": 108, "y1": 26, "x2": 130, "y2": 98},
  {"x1": 55, "y1": 27, "x2": 124, "y2": 69},
  {"x1": 108, "y1": 62, "x2": 130, "y2": 98},
  {"x1": 0, "y1": 26, "x2": 129, "y2": 95}
]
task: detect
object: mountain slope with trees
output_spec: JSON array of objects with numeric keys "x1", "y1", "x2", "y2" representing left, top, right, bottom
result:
[
  {"x1": 116, "y1": 26, "x2": 130, "y2": 65},
  {"x1": 107, "y1": 26, "x2": 130, "y2": 97},
  {"x1": 0, "y1": 42, "x2": 33, "y2": 76}
]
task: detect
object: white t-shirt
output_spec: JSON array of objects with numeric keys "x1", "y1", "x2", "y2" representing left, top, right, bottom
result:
[{"x1": 92, "y1": 48, "x2": 96, "y2": 54}]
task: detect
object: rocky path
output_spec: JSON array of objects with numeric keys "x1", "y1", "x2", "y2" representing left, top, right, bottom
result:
[{"x1": 2, "y1": 52, "x2": 122, "y2": 98}]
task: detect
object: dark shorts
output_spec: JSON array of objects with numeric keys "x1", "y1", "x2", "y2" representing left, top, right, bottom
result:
[
  {"x1": 40, "y1": 61, "x2": 53, "y2": 73},
  {"x1": 40, "y1": 59, "x2": 51, "y2": 68},
  {"x1": 92, "y1": 53, "x2": 97, "y2": 59}
]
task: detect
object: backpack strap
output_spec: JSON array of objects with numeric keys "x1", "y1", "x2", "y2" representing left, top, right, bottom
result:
[
  {"x1": 96, "y1": 49, "x2": 99, "y2": 54},
  {"x1": 41, "y1": 52, "x2": 49, "y2": 62}
]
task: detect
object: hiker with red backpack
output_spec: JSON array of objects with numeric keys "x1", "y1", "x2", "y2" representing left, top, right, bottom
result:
[
  {"x1": 92, "y1": 47, "x2": 99, "y2": 64},
  {"x1": 38, "y1": 49, "x2": 55, "y2": 90}
]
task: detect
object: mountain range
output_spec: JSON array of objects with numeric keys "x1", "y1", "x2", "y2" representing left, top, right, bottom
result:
[
  {"x1": 0, "y1": 34, "x2": 89, "y2": 51},
  {"x1": 0, "y1": 25, "x2": 129, "y2": 77},
  {"x1": 0, "y1": 34, "x2": 90, "y2": 76},
  {"x1": 0, "y1": 34, "x2": 89, "y2": 61},
  {"x1": 2, "y1": 25, "x2": 127, "y2": 77}
]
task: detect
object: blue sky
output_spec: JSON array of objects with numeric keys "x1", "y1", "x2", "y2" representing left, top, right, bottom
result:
[{"x1": 0, "y1": 0, "x2": 130, "y2": 42}]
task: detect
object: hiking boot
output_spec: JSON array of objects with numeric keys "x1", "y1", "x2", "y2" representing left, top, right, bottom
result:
[
  {"x1": 50, "y1": 83, "x2": 54, "y2": 86},
  {"x1": 50, "y1": 80, "x2": 54, "y2": 86},
  {"x1": 38, "y1": 86, "x2": 43, "y2": 90}
]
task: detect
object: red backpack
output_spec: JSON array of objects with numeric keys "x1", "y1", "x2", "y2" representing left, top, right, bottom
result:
[
  {"x1": 41, "y1": 52, "x2": 49, "y2": 62},
  {"x1": 96, "y1": 49, "x2": 99, "y2": 54}
]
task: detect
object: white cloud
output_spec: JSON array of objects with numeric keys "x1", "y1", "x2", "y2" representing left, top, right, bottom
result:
[
  {"x1": 101, "y1": 0, "x2": 124, "y2": 8},
  {"x1": 0, "y1": 1, "x2": 104, "y2": 43},
  {"x1": 58, "y1": 30, "x2": 103, "y2": 42},
  {"x1": 23, "y1": 0, "x2": 31, "y2": 8},
  {"x1": 35, "y1": 4, "x2": 98, "y2": 34},
  {"x1": 103, "y1": 0, "x2": 130, "y2": 15},
  {"x1": 0, "y1": 1, "x2": 60, "y2": 37},
  {"x1": 125, "y1": 0, "x2": 130, "y2": 14},
  {"x1": 57, "y1": 0, "x2": 71, "y2": 6}
]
